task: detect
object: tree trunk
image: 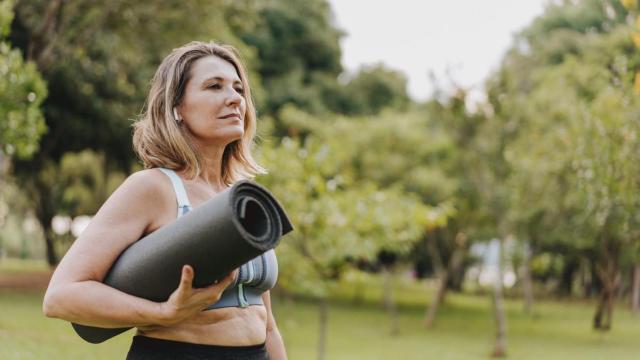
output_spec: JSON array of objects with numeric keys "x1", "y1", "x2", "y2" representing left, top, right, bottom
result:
[
  {"x1": 593, "y1": 287, "x2": 614, "y2": 330},
  {"x1": 593, "y1": 274, "x2": 618, "y2": 331},
  {"x1": 425, "y1": 232, "x2": 466, "y2": 328},
  {"x1": 558, "y1": 256, "x2": 579, "y2": 297},
  {"x1": 592, "y1": 235, "x2": 620, "y2": 331},
  {"x1": 317, "y1": 297, "x2": 328, "y2": 360},
  {"x1": 425, "y1": 267, "x2": 449, "y2": 328},
  {"x1": 424, "y1": 233, "x2": 445, "y2": 328},
  {"x1": 520, "y1": 242, "x2": 534, "y2": 314},
  {"x1": 579, "y1": 257, "x2": 593, "y2": 298},
  {"x1": 426, "y1": 234, "x2": 444, "y2": 274},
  {"x1": 605, "y1": 285, "x2": 615, "y2": 327},
  {"x1": 382, "y1": 266, "x2": 399, "y2": 335},
  {"x1": 33, "y1": 181, "x2": 58, "y2": 267},
  {"x1": 491, "y1": 238, "x2": 507, "y2": 358},
  {"x1": 632, "y1": 265, "x2": 640, "y2": 314},
  {"x1": 44, "y1": 231, "x2": 57, "y2": 266}
]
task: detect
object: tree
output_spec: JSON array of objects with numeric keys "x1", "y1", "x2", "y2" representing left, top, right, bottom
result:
[
  {"x1": 620, "y1": 0, "x2": 640, "y2": 316},
  {"x1": 414, "y1": 89, "x2": 494, "y2": 329},
  {"x1": 230, "y1": 0, "x2": 414, "y2": 118},
  {"x1": 486, "y1": 0, "x2": 640, "y2": 330},
  {"x1": 257, "y1": 107, "x2": 448, "y2": 358},
  {"x1": 340, "y1": 63, "x2": 412, "y2": 115},
  {"x1": 8, "y1": 0, "x2": 252, "y2": 265},
  {"x1": 0, "y1": 0, "x2": 46, "y2": 160},
  {"x1": 234, "y1": 0, "x2": 344, "y2": 116},
  {"x1": 29, "y1": 150, "x2": 125, "y2": 256}
]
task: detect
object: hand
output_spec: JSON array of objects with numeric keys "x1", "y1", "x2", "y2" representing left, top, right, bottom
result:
[{"x1": 156, "y1": 265, "x2": 238, "y2": 327}]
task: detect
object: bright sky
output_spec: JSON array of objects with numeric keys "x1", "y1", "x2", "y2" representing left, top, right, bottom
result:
[{"x1": 327, "y1": 0, "x2": 551, "y2": 101}]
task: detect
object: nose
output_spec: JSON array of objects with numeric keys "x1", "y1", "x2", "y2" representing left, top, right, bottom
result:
[{"x1": 225, "y1": 87, "x2": 243, "y2": 107}]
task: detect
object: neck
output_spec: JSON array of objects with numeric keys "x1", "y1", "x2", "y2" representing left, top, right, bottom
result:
[{"x1": 192, "y1": 142, "x2": 228, "y2": 192}]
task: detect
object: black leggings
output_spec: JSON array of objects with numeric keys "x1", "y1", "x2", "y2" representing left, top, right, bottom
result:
[{"x1": 126, "y1": 336, "x2": 269, "y2": 360}]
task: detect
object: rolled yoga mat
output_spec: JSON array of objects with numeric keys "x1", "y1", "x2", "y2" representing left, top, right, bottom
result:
[{"x1": 72, "y1": 180, "x2": 293, "y2": 344}]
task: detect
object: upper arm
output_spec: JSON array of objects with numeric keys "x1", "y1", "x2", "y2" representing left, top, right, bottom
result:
[{"x1": 48, "y1": 169, "x2": 174, "y2": 288}]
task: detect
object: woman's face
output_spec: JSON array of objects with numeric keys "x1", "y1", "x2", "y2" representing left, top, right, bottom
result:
[{"x1": 178, "y1": 55, "x2": 246, "y2": 146}]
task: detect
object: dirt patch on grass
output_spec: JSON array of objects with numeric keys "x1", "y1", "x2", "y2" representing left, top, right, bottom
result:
[{"x1": 0, "y1": 271, "x2": 52, "y2": 290}]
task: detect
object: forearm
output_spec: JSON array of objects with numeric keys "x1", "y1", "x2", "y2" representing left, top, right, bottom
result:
[
  {"x1": 43, "y1": 280, "x2": 164, "y2": 328},
  {"x1": 266, "y1": 327, "x2": 288, "y2": 360}
]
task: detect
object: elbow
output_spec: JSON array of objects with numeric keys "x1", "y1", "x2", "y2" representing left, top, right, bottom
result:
[
  {"x1": 42, "y1": 287, "x2": 62, "y2": 318},
  {"x1": 267, "y1": 323, "x2": 280, "y2": 336}
]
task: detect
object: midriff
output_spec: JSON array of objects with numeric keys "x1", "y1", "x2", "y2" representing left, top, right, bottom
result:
[{"x1": 137, "y1": 305, "x2": 267, "y2": 345}]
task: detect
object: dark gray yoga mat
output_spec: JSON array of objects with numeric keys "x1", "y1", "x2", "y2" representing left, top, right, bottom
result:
[{"x1": 72, "y1": 180, "x2": 293, "y2": 343}]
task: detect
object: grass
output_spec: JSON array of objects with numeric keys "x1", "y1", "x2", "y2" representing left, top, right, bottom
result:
[{"x1": 1, "y1": 262, "x2": 640, "y2": 359}]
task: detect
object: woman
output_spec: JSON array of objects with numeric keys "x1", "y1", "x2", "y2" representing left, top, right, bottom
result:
[{"x1": 43, "y1": 41, "x2": 287, "y2": 360}]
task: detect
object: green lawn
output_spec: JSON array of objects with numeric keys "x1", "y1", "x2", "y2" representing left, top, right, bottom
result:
[{"x1": 1, "y1": 265, "x2": 639, "y2": 359}]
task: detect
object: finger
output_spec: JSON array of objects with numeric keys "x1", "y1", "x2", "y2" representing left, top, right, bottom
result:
[
  {"x1": 223, "y1": 268, "x2": 239, "y2": 286},
  {"x1": 193, "y1": 285, "x2": 224, "y2": 305},
  {"x1": 178, "y1": 265, "x2": 194, "y2": 293},
  {"x1": 206, "y1": 268, "x2": 238, "y2": 287},
  {"x1": 200, "y1": 271, "x2": 234, "y2": 292},
  {"x1": 212, "y1": 269, "x2": 238, "y2": 289},
  {"x1": 196, "y1": 270, "x2": 237, "y2": 300}
]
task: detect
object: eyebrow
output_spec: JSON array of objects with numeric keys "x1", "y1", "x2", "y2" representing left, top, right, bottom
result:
[{"x1": 202, "y1": 76, "x2": 243, "y2": 85}]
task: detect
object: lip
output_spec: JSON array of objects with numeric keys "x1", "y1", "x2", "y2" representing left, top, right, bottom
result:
[{"x1": 219, "y1": 113, "x2": 242, "y2": 120}]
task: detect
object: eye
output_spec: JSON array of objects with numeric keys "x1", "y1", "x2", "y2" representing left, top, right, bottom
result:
[
  {"x1": 208, "y1": 83, "x2": 222, "y2": 90},
  {"x1": 235, "y1": 87, "x2": 245, "y2": 95}
]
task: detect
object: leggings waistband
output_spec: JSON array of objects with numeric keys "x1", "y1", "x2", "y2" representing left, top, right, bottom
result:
[{"x1": 126, "y1": 335, "x2": 267, "y2": 360}]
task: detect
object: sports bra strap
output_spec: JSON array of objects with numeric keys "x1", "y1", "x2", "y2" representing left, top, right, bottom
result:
[{"x1": 158, "y1": 168, "x2": 191, "y2": 216}]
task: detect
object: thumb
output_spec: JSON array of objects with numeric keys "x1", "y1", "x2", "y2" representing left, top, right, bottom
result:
[{"x1": 179, "y1": 265, "x2": 195, "y2": 291}]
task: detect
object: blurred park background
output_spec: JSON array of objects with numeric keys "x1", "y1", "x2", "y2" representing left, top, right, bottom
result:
[{"x1": 1, "y1": 0, "x2": 640, "y2": 359}]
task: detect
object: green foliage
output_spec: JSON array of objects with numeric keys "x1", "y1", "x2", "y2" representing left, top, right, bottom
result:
[
  {"x1": 0, "y1": 178, "x2": 45, "y2": 259},
  {"x1": 340, "y1": 64, "x2": 412, "y2": 115},
  {"x1": 491, "y1": 10, "x2": 640, "y2": 250},
  {"x1": 8, "y1": 0, "x2": 258, "y2": 263},
  {"x1": 236, "y1": 0, "x2": 343, "y2": 115},
  {"x1": 5, "y1": 0, "x2": 638, "y2": 319},
  {"x1": 277, "y1": 105, "x2": 456, "y2": 204},
  {"x1": 0, "y1": 0, "x2": 12, "y2": 36},
  {"x1": 10, "y1": 0, "x2": 254, "y2": 168},
  {"x1": 523, "y1": 0, "x2": 628, "y2": 41},
  {"x1": 621, "y1": 0, "x2": 637, "y2": 10},
  {"x1": 482, "y1": 2, "x2": 640, "y2": 320},
  {"x1": 0, "y1": 0, "x2": 46, "y2": 159},
  {"x1": 231, "y1": 0, "x2": 412, "y2": 117},
  {"x1": 57, "y1": 150, "x2": 125, "y2": 216},
  {"x1": 26, "y1": 150, "x2": 122, "y2": 219},
  {"x1": 257, "y1": 108, "x2": 450, "y2": 295},
  {"x1": 529, "y1": 252, "x2": 564, "y2": 280}
]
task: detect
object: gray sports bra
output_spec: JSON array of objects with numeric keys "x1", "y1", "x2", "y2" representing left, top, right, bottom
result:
[{"x1": 158, "y1": 168, "x2": 278, "y2": 309}]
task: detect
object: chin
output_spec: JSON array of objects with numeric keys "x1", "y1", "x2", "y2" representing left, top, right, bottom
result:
[
  {"x1": 232, "y1": 127, "x2": 244, "y2": 139},
  {"x1": 224, "y1": 129, "x2": 244, "y2": 144}
]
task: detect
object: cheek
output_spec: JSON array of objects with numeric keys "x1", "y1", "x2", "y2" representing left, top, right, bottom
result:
[{"x1": 241, "y1": 101, "x2": 248, "y2": 118}]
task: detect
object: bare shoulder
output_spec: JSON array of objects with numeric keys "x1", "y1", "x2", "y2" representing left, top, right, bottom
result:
[
  {"x1": 104, "y1": 169, "x2": 176, "y2": 231},
  {"x1": 110, "y1": 169, "x2": 173, "y2": 206},
  {"x1": 68, "y1": 168, "x2": 176, "y2": 250},
  {"x1": 122, "y1": 168, "x2": 171, "y2": 195}
]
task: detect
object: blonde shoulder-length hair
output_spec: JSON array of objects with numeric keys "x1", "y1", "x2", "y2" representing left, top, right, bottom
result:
[{"x1": 132, "y1": 41, "x2": 266, "y2": 185}]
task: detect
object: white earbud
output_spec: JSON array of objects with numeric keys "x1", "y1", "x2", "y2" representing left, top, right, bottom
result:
[{"x1": 173, "y1": 107, "x2": 182, "y2": 123}]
